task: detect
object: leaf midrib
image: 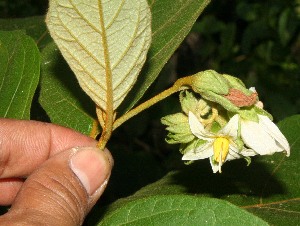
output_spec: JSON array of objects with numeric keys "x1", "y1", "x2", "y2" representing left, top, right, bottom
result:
[{"x1": 98, "y1": 0, "x2": 114, "y2": 124}]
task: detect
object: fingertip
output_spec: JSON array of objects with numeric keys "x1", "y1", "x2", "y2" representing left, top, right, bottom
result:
[
  {"x1": 0, "y1": 178, "x2": 23, "y2": 206},
  {"x1": 70, "y1": 147, "x2": 113, "y2": 196}
]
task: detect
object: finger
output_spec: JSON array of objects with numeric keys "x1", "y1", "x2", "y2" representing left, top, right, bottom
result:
[
  {"x1": 0, "y1": 178, "x2": 23, "y2": 206},
  {"x1": 0, "y1": 119, "x2": 97, "y2": 178},
  {"x1": 0, "y1": 147, "x2": 113, "y2": 225}
]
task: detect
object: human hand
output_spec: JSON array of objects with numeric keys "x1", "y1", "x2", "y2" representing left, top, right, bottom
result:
[{"x1": 0, "y1": 119, "x2": 113, "y2": 225}]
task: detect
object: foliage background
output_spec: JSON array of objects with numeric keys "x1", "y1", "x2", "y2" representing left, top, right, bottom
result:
[{"x1": 0, "y1": 0, "x2": 299, "y2": 225}]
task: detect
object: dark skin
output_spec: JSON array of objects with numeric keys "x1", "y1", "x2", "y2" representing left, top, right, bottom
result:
[{"x1": 0, "y1": 119, "x2": 113, "y2": 225}]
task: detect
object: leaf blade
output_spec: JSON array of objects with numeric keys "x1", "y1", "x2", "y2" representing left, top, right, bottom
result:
[
  {"x1": 0, "y1": 31, "x2": 40, "y2": 119},
  {"x1": 39, "y1": 42, "x2": 98, "y2": 136},
  {"x1": 46, "y1": 0, "x2": 152, "y2": 111},
  {"x1": 98, "y1": 195, "x2": 268, "y2": 225}
]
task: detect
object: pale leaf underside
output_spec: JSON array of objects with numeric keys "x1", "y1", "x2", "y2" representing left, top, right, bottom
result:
[{"x1": 46, "y1": 0, "x2": 151, "y2": 110}]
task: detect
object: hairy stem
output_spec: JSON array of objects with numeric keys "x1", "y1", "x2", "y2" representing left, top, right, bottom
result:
[
  {"x1": 113, "y1": 76, "x2": 194, "y2": 130},
  {"x1": 97, "y1": 106, "x2": 114, "y2": 150}
]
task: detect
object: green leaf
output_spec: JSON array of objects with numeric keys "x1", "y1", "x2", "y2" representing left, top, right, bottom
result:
[
  {"x1": 46, "y1": 0, "x2": 151, "y2": 111},
  {"x1": 0, "y1": 31, "x2": 40, "y2": 119},
  {"x1": 98, "y1": 195, "x2": 267, "y2": 225},
  {"x1": 0, "y1": 16, "x2": 52, "y2": 49},
  {"x1": 243, "y1": 115, "x2": 300, "y2": 225},
  {"x1": 39, "y1": 42, "x2": 98, "y2": 136},
  {"x1": 123, "y1": 115, "x2": 300, "y2": 225},
  {"x1": 119, "y1": 0, "x2": 211, "y2": 114}
]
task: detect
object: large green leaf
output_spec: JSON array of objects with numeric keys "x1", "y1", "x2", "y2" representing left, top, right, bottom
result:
[
  {"x1": 98, "y1": 195, "x2": 267, "y2": 225},
  {"x1": 114, "y1": 115, "x2": 300, "y2": 225},
  {"x1": 0, "y1": 16, "x2": 52, "y2": 49},
  {"x1": 0, "y1": 31, "x2": 40, "y2": 119},
  {"x1": 39, "y1": 42, "x2": 98, "y2": 136},
  {"x1": 119, "y1": 0, "x2": 211, "y2": 114},
  {"x1": 243, "y1": 115, "x2": 300, "y2": 225},
  {"x1": 46, "y1": 0, "x2": 152, "y2": 111}
]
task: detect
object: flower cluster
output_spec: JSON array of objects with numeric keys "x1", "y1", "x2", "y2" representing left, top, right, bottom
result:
[{"x1": 161, "y1": 70, "x2": 290, "y2": 173}]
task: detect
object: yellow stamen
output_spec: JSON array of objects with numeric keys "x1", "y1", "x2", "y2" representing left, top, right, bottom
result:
[{"x1": 213, "y1": 137, "x2": 230, "y2": 163}]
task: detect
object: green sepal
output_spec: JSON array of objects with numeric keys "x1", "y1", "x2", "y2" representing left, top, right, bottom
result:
[
  {"x1": 253, "y1": 105, "x2": 273, "y2": 120},
  {"x1": 161, "y1": 112, "x2": 187, "y2": 126},
  {"x1": 201, "y1": 90, "x2": 240, "y2": 112},
  {"x1": 165, "y1": 133, "x2": 195, "y2": 144},
  {"x1": 165, "y1": 122, "x2": 191, "y2": 134},
  {"x1": 238, "y1": 107, "x2": 259, "y2": 122},
  {"x1": 184, "y1": 160, "x2": 194, "y2": 165},
  {"x1": 235, "y1": 138, "x2": 245, "y2": 151},
  {"x1": 210, "y1": 121, "x2": 222, "y2": 133},
  {"x1": 179, "y1": 139, "x2": 207, "y2": 155},
  {"x1": 244, "y1": 156, "x2": 252, "y2": 166}
]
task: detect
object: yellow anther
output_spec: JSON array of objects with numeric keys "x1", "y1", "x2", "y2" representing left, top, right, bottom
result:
[{"x1": 213, "y1": 137, "x2": 230, "y2": 163}]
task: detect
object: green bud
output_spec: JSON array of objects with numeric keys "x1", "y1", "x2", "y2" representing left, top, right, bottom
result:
[
  {"x1": 161, "y1": 113, "x2": 194, "y2": 144},
  {"x1": 179, "y1": 90, "x2": 198, "y2": 115},
  {"x1": 179, "y1": 90, "x2": 211, "y2": 117},
  {"x1": 191, "y1": 70, "x2": 230, "y2": 95},
  {"x1": 190, "y1": 70, "x2": 239, "y2": 112},
  {"x1": 190, "y1": 70, "x2": 258, "y2": 112}
]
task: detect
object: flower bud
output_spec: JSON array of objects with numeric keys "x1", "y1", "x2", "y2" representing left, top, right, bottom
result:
[
  {"x1": 191, "y1": 70, "x2": 230, "y2": 95},
  {"x1": 179, "y1": 91, "x2": 198, "y2": 115},
  {"x1": 190, "y1": 70, "x2": 258, "y2": 112},
  {"x1": 161, "y1": 113, "x2": 194, "y2": 144}
]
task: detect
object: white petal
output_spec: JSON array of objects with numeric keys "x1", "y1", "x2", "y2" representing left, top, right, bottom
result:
[
  {"x1": 239, "y1": 148, "x2": 257, "y2": 157},
  {"x1": 229, "y1": 142, "x2": 257, "y2": 157},
  {"x1": 209, "y1": 157, "x2": 220, "y2": 173},
  {"x1": 182, "y1": 142, "x2": 213, "y2": 160},
  {"x1": 241, "y1": 120, "x2": 282, "y2": 155},
  {"x1": 227, "y1": 146, "x2": 242, "y2": 160},
  {"x1": 226, "y1": 152, "x2": 240, "y2": 161},
  {"x1": 258, "y1": 115, "x2": 290, "y2": 156},
  {"x1": 188, "y1": 111, "x2": 213, "y2": 141},
  {"x1": 221, "y1": 114, "x2": 239, "y2": 137}
]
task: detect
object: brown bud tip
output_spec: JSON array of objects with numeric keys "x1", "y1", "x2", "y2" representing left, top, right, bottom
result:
[{"x1": 224, "y1": 88, "x2": 258, "y2": 107}]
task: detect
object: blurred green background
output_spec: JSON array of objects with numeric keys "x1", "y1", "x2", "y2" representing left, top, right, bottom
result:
[{"x1": 0, "y1": 0, "x2": 48, "y2": 18}]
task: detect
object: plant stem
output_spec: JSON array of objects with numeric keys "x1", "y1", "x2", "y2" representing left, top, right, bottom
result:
[
  {"x1": 113, "y1": 76, "x2": 194, "y2": 130},
  {"x1": 97, "y1": 106, "x2": 114, "y2": 150}
]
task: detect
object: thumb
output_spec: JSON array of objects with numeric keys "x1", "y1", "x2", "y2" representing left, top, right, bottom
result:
[{"x1": 0, "y1": 147, "x2": 113, "y2": 226}]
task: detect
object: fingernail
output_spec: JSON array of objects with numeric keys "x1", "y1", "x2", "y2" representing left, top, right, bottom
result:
[{"x1": 70, "y1": 147, "x2": 112, "y2": 196}]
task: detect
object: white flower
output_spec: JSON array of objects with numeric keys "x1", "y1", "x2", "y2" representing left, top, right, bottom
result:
[
  {"x1": 182, "y1": 112, "x2": 256, "y2": 173},
  {"x1": 226, "y1": 114, "x2": 290, "y2": 157}
]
